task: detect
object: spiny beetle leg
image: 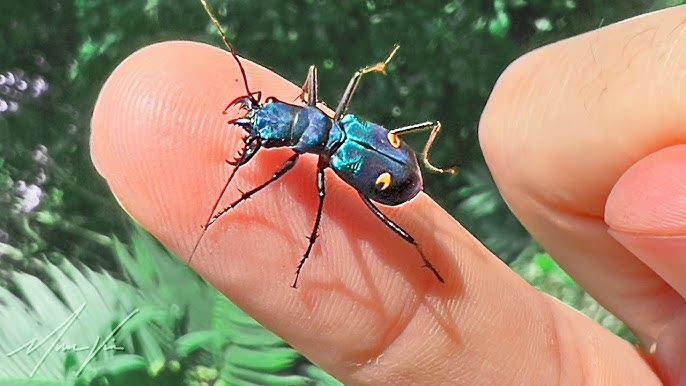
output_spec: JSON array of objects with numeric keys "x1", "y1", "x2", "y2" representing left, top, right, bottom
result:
[
  {"x1": 334, "y1": 44, "x2": 400, "y2": 119},
  {"x1": 296, "y1": 65, "x2": 319, "y2": 107},
  {"x1": 189, "y1": 142, "x2": 257, "y2": 263},
  {"x1": 188, "y1": 161, "x2": 241, "y2": 264},
  {"x1": 292, "y1": 157, "x2": 327, "y2": 288},
  {"x1": 188, "y1": 151, "x2": 298, "y2": 265},
  {"x1": 360, "y1": 195, "x2": 445, "y2": 283},
  {"x1": 389, "y1": 121, "x2": 458, "y2": 175},
  {"x1": 207, "y1": 152, "x2": 300, "y2": 227}
]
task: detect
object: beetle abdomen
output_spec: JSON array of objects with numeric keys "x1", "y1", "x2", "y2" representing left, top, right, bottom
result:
[{"x1": 330, "y1": 115, "x2": 422, "y2": 206}]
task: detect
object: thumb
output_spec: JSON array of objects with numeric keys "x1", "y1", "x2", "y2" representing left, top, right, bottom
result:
[{"x1": 605, "y1": 144, "x2": 686, "y2": 384}]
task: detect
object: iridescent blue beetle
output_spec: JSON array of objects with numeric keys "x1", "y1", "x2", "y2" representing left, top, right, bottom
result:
[{"x1": 194, "y1": 0, "x2": 457, "y2": 287}]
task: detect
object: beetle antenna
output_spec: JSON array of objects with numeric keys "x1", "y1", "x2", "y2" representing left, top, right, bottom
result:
[{"x1": 200, "y1": 0, "x2": 252, "y2": 98}]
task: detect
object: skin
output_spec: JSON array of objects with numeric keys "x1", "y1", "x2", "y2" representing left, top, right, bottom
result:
[{"x1": 89, "y1": 5, "x2": 686, "y2": 385}]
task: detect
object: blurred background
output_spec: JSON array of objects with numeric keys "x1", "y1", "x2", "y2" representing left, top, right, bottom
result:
[{"x1": 0, "y1": 0, "x2": 680, "y2": 384}]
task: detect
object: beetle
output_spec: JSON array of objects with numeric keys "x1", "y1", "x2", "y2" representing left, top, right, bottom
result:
[{"x1": 193, "y1": 0, "x2": 457, "y2": 287}]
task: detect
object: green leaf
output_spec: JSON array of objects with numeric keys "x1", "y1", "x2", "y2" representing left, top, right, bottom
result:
[
  {"x1": 76, "y1": 354, "x2": 148, "y2": 384},
  {"x1": 224, "y1": 346, "x2": 300, "y2": 372},
  {"x1": 174, "y1": 331, "x2": 225, "y2": 359}
]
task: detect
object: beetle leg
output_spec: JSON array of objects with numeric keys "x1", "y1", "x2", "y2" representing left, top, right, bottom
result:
[
  {"x1": 188, "y1": 138, "x2": 260, "y2": 264},
  {"x1": 188, "y1": 151, "x2": 299, "y2": 265},
  {"x1": 389, "y1": 121, "x2": 458, "y2": 175},
  {"x1": 292, "y1": 157, "x2": 327, "y2": 288},
  {"x1": 334, "y1": 44, "x2": 400, "y2": 119},
  {"x1": 359, "y1": 195, "x2": 445, "y2": 283},
  {"x1": 206, "y1": 151, "x2": 299, "y2": 227},
  {"x1": 296, "y1": 65, "x2": 319, "y2": 106}
]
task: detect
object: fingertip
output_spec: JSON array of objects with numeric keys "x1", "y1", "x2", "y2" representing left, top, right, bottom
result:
[
  {"x1": 605, "y1": 144, "x2": 686, "y2": 234},
  {"x1": 605, "y1": 145, "x2": 686, "y2": 301},
  {"x1": 90, "y1": 41, "x2": 301, "y2": 255}
]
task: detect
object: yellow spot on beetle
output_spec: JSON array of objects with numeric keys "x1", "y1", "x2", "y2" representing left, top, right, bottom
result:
[
  {"x1": 375, "y1": 172, "x2": 392, "y2": 190},
  {"x1": 387, "y1": 132, "x2": 401, "y2": 148}
]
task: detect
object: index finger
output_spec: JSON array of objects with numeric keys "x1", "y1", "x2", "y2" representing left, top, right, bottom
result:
[
  {"x1": 91, "y1": 40, "x2": 470, "y2": 382},
  {"x1": 91, "y1": 41, "x2": 656, "y2": 384}
]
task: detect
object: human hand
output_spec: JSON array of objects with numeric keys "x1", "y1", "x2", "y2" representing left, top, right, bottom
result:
[
  {"x1": 480, "y1": 5, "x2": 686, "y2": 384},
  {"x1": 90, "y1": 6, "x2": 684, "y2": 384}
]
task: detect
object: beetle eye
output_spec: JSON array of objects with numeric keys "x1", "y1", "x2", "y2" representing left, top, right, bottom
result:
[
  {"x1": 375, "y1": 172, "x2": 392, "y2": 190},
  {"x1": 387, "y1": 133, "x2": 401, "y2": 148}
]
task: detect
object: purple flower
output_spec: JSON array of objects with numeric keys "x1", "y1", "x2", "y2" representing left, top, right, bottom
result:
[{"x1": 15, "y1": 180, "x2": 43, "y2": 214}]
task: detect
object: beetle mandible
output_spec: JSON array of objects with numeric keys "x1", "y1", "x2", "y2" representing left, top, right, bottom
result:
[{"x1": 192, "y1": 0, "x2": 457, "y2": 288}]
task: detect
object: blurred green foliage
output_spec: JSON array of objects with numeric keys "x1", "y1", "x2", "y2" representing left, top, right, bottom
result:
[
  {"x1": 1, "y1": 0, "x2": 683, "y2": 383},
  {"x1": 0, "y1": 229, "x2": 343, "y2": 385}
]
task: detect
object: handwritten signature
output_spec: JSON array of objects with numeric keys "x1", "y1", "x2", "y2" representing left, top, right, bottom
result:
[{"x1": 6, "y1": 303, "x2": 139, "y2": 377}]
